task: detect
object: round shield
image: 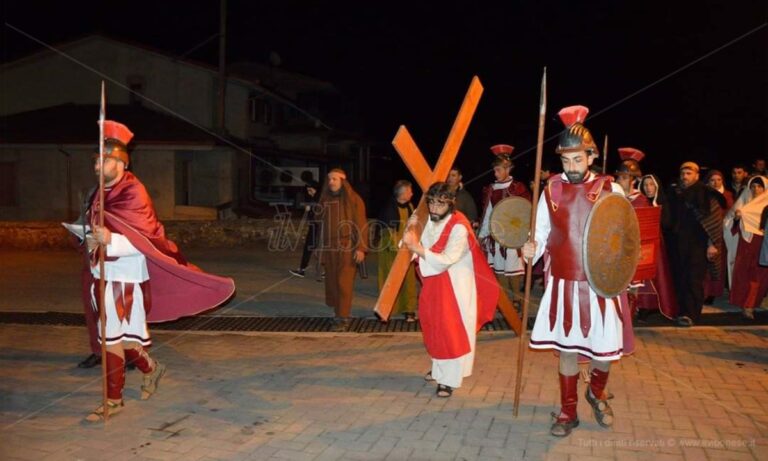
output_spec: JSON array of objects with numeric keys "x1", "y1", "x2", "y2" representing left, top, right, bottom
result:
[
  {"x1": 489, "y1": 196, "x2": 532, "y2": 249},
  {"x1": 583, "y1": 193, "x2": 641, "y2": 298}
]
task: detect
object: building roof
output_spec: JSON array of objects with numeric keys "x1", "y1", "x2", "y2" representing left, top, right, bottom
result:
[
  {"x1": 1, "y1": 34, "x2": 333, "y2": 130},
  {"x1": 0, "y1": 103, "x2": 221, "y2": 146}
]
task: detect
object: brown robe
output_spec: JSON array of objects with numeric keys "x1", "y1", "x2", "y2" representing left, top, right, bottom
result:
[{"x1": 318, "y1": 186, "x2": 368, "y2": 318}]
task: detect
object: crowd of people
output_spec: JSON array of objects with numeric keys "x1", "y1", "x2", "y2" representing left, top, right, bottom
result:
[
  {"x1": 348, "y1": 133, "x2": 768, "y2": 330},
  {"x1": 74, "y1": 113, "x2": 766, "y2": 436}
]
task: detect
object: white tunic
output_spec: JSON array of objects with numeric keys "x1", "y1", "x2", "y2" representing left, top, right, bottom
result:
[
  {"x1": 419, "y1": 214, "x2": 477, "y2": 388},
  {"x1": 478, "y1": 179, "x2": 526, "y2": 276},
  {"x1": 528, "y1": 173, "x2": 626, "y2": 361},
  {"x1": 90, "y1": 233, "x2": 151, "y2": 346}
]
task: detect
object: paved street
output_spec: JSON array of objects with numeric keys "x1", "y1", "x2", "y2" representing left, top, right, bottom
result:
[
  {"x1": 2, "y1": 247, "x2": 767, "y2": 460},
  {"x1": 1, "y1": 323, "x2": 767, "y2": 461}
]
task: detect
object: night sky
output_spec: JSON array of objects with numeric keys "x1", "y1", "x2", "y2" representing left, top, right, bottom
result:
[{"x1": 2, "y1": 1, "x2": 766, "y2": 196}]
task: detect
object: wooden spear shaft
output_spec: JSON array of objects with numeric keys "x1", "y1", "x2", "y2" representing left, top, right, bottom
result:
[
  {"x1": 602, "y1": 135, "x2": 608, "y2": 175},
  {"x1": 97, "y1": 81, "x2": 109, "y2": 422},
  {"x1": 514, "y1": 67, "x2": 546, "y2": 417}
]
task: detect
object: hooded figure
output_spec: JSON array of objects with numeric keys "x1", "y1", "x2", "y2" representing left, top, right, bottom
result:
[
  {"x1": 636, "y1": 174, "x2": 679, "y2": 320},
  {"x1": 724, "y1": 176, "x2": 768, "y2": 317}
]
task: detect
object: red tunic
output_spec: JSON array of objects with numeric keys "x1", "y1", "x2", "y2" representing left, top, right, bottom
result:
[
  {"x1": 729, "y1": 229, "x2": 768, "y2": 309},
  {"x1": 481, "y1": 179, "x2": 531, "y2": 210},
  {"x1": 627, "y1": 191, "x2": 650, "y2": 208},
  {"x1": 83, "y1": 172, "x2": 235, "y2": 323},
  {"x1": 417, "y1": 213, "x2": 499, "y2": 360}
]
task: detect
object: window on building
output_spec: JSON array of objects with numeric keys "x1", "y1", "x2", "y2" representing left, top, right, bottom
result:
[
  {"x1": 0, "y1": 162, "x2": 17, "y2": 206},
  {"x1": 249, "y1": 97, "x2": 273, "y2": 125}
]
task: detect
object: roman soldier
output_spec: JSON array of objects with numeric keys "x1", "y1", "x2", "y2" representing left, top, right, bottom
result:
[
  {"x1": 523, "y1": 105, "x2": 632, "y2": 437},
  {"x1": 478, "y1": 145, "x2": 531, "y2": 304},
  {"x1": 614, "y1": 147, "x2": 649, "y2": 208},
  {"x1": 83, "y1": 120, "x2": 235, "y2": 421}
]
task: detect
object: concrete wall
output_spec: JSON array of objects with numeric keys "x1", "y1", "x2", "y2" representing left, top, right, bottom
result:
[
  {"x1": 187, "y1": 148, "x2": 234, "y2": 208},
  {"x1": 129, "y1": 148, "x2": 175, "y2": 219},
  {"x1": 0, "y1": 146, "x2": 94, "y2": 221},
  {"x1": 0, "y1": 144, "x2": 238, "y2": 221},
  {"x1": 0, "y1": 218, "x2": 284, "y2": 249}
]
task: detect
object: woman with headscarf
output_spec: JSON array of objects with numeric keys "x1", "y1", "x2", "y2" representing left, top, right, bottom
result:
[
  {"x1": 702, "y1": 170, "x2": 735, "y2": 303},
  {"x1": 725, "y1": 175, "x2": 768, "y2": 319},
  {"x1": 636, "y1": 174, "x2": 678, "y2": 320}
]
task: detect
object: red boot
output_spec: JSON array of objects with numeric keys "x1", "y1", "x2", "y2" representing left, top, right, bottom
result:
[
  {"x1": 586, "y1": 368, "x2": 614, "y2": 427},
  {"x1": 550, "y1": 373, "x2": 579, "y2": 437},
  {"x1": 124, "y1": 346, "x2": 153, "y2": 373},
  {"x1": 85, "y1": 352, "x2": 125, "y2": 422},
  {"x1": 105, "y1": 351, "x2": 126, "y2": 401}
]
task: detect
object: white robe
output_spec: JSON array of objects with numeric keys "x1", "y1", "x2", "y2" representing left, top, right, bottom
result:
[
  {"x1": 91, "y1": 233, "x2": 151, "y2": 346},
  {"x1": 528, "y1": 173, "x2": 626, "y2": 361},
  {"x1": 419, "y1": 214, "x2": 477, "y2": 388}
]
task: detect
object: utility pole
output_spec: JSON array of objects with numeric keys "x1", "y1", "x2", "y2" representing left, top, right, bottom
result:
[{"x1": 217, "y1": 0, "x2": 227, "y2": 133}]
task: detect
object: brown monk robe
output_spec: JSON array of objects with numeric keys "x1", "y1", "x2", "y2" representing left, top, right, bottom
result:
[{"x1": 317, "y1": 169, "x2": 368, "y2": 330}]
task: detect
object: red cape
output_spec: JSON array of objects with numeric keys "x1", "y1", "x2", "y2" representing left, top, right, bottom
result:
[
  {"x1": 417, "y1": 212, "x2": 499, "y2": 359},
  {"x1": 84, "y1": 172, "x2": 235, "y2": 322}
]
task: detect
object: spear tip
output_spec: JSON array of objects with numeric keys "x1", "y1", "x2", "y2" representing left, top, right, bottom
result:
[{"x1": 539, "y1": 67, "x2": 547, "y2": 113}]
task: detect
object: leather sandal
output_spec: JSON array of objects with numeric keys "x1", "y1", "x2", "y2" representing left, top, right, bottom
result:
[
  {"x1": 585, "y1": 388, "x2": 614, "y2": 428},
  {"x1": 85, "y1": 400, "x2": 124, "y2": 422},
  {"x1": 550, "y1": 412, "x2": 579, "y2": 437},
  {"x1": 436, "y1": 384, "x2": 453, "y2": 398},
  {"x1": 141, "y1": 360, "x2": 167, "y2": 400}
]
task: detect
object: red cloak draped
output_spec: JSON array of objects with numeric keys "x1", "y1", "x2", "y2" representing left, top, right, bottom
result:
[
  {"x1": 417, "y1": 213, "x2": 499, "y2": 360},
  {"x1": 83, "y1": 172, "x2": 235, "y2": 322}
]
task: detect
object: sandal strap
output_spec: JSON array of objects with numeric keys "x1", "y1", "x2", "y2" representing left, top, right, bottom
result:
[
  {"x1": 86, "y1": 400, "x2": 123, "y2": 421},
  {"x1": 436, "y1": 384, "x2": 453, "y2": 396}
]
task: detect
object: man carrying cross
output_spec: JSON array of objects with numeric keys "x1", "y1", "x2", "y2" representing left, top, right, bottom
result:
[{"x1": 402, "y1": 182, "x2": 498, "y2": 397}]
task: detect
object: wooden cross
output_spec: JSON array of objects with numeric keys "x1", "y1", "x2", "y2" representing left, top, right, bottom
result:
[{"x1": 374, "y1": 76, "x2": 523, "y2": 336}]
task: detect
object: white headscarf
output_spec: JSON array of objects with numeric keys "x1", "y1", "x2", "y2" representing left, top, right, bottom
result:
[
  {"x1": 639, "y1": 174, "x2": 661, "y2": 207},
  {"x1": 723, "y1": 175, "x2": 768, "y2": 285}
]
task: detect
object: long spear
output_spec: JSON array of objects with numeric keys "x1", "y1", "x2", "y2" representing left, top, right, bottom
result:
[
  {"x1": 97, "y1": 81, "x2": 109, "y2": 422},
  {"x1": 514, "y1": 67, "x2": 546, "y2": 417},
  {"x1": 601, "y1": 135, "x2": 608, "y2": 175}
]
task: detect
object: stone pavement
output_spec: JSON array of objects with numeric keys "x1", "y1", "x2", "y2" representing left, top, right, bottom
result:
[{"x1": 1, "y1": 324, "x2": 767, "y2": 461}]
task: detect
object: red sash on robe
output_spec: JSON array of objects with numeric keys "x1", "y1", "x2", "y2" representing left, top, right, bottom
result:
[
  {"x1": 83, "y1": 172, "x2": 235, "y2": 322},
  {"x1": 417, "y1": 212, "x2": 499, "y2": 360}
]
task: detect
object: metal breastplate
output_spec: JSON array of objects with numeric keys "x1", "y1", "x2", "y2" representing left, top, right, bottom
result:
[{"x1": 545, "y1": 181, "x2": 609, "y2": 280}]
